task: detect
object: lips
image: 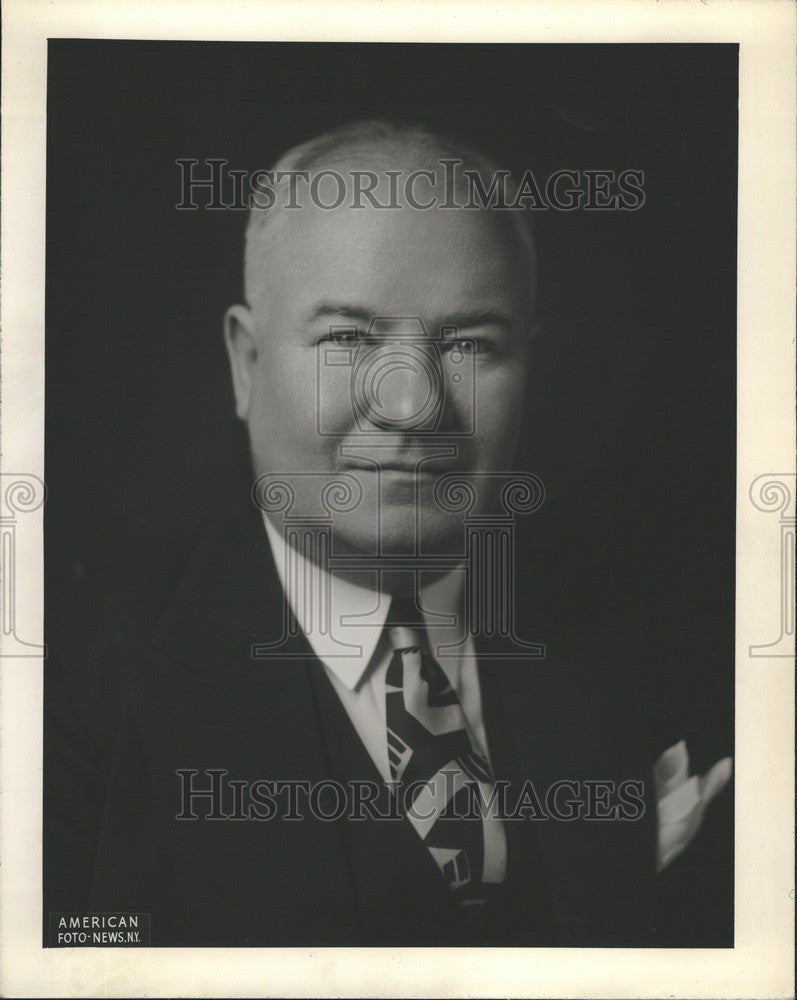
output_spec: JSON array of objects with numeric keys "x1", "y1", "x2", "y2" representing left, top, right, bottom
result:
[
  {"x1": 341, "y1": 456, "x2": 455, "y2": 475},
  {"x1": 379, "y1": 466, "x2": 436, "y2": 477}
]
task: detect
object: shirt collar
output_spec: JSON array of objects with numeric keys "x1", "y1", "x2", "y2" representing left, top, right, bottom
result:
[{"x1": 262, "y1": 514, "x2": 464, "y2": 690}]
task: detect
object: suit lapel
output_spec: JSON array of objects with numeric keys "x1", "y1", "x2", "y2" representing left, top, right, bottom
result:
[
  {"x1": 137, "y1": 507, "x2": 361, "y2": 944},
  {"x1": 477, "y1": 625, "x2": 657, "y2": 945}
]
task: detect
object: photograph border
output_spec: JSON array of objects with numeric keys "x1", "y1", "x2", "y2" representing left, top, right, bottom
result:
[{"x1": 1, "y1": 1, "x2": 794, "y2": 997}]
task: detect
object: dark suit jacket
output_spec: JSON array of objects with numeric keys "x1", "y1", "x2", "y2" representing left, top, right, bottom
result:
[{"x1": 44, "y1": 501, "x2": 728, "y2": 947}]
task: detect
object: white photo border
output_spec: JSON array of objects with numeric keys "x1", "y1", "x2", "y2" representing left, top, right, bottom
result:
[{"x1": 1, "y1": 1, "x2": 794, "y2": 997}]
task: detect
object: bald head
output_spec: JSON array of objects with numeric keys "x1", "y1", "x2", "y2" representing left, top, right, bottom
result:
[{"x1": 243, "y1": 120, "x2": 537, "y2": 321}]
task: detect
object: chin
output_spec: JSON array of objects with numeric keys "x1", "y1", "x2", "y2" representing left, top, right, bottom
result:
[{"x1": 331, "y1": 503, "x2": 464, "y2": 560}]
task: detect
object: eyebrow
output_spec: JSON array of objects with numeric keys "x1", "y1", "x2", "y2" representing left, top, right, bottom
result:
[
  {"x1": 304, "y1": 301, "x2": 515, "y2": 332},
  {"x1": 304, "y1": 302, "x2": 375, "y2": 326},
  {"x1": 440, "y1": 309, "x2": 515, "y2": 333}
]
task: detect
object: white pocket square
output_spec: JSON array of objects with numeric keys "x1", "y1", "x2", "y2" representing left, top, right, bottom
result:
[{"x1": 654, "y1": 739, "x2": 732, "y2": 873}]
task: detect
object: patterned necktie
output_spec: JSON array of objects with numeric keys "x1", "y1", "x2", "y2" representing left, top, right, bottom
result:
[{"x1": 385, "y1": 596, "x2": 495, "y2": 905}]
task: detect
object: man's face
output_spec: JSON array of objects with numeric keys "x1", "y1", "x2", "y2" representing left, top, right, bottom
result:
[{"x1": 229, "y1": 181, "x2": 531, "y2": 556}]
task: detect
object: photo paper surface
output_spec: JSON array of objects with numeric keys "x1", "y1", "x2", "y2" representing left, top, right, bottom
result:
[{"x1": 1, "y1": 2, "x2": 793, "y2": 997}]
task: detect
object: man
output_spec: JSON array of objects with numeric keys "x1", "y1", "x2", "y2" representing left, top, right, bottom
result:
[{"x1": 44, "y1": 120, "x2": 731, "y2": 947}]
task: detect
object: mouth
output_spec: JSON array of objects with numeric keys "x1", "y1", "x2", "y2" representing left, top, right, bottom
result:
[
  {"x1": 379, "y1": 468, "x2": 435, "y2": 482},
  {"x1": 341, "y1": 456, "x2": 455, "y2": 476}
]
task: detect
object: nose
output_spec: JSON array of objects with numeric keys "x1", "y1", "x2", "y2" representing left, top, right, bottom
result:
[{"x1": 356, "y1": 344, "x2": 444, "y2": 431}]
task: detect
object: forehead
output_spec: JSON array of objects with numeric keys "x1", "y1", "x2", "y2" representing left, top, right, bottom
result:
[{"x1": 250, "y1": 198, "x2": 524, "y2": 324}]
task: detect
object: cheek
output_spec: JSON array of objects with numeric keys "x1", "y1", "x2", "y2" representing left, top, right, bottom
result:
[
  {"x1": 258, "y1": 348, "x2": 318, "y2": 422},
  {"x1": 247, "y1": 351, "x2": 327, "y2": 464},
  {"x1": 473, "y1": 365, "x2": 528, "y2": 460}
]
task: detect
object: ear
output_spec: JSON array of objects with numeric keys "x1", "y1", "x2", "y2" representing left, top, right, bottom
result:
[{"x1": 223, "y1": 304, "x2": 259, "y2": 420}]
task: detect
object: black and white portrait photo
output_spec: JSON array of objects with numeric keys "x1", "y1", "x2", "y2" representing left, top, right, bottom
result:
[
  {"x1": 38, "y1": 40, "x2": 743, "y2": 952},
  {"x1": 0, "y1": 0, "x2": 794, "y2": 993}
]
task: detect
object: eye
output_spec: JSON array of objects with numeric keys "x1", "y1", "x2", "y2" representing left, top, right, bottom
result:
[
  {"x1": 444, "y1": 338, "x2": 491, "y2": 356},
  {"x1": 320, "y1": 327, "x2": 359, "y2": 346}
]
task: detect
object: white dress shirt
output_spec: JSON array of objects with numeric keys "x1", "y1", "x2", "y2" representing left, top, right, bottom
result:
[{"x1": 262, "y1": 516, "x2": 507, "y2": 884}]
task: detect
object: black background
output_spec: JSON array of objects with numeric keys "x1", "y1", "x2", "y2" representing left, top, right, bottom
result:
[{"x1": 46, "y1": 41, "x2": 736, "y2": 941}]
